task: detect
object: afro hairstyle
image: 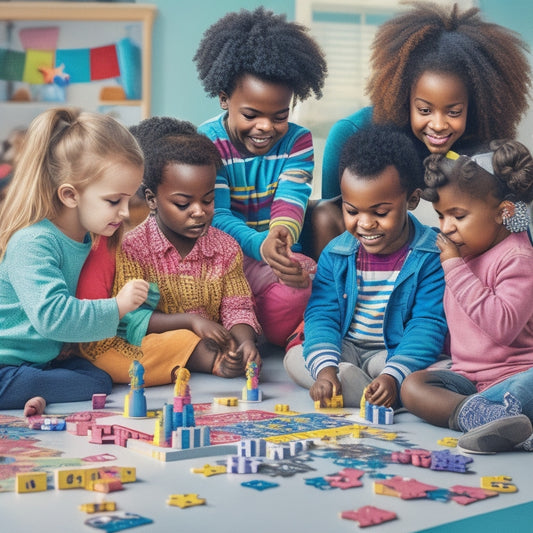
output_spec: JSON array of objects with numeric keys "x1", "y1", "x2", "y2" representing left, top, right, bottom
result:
[
  {"x1": 193, "y1": 7, "x2": 327, "y2": 103},
  {"x1": 367, "y1": 2, "x2": 531, "y2": 144},
  {"x1": 339, "y1": 123, "x2": 424, "y2": 195}
]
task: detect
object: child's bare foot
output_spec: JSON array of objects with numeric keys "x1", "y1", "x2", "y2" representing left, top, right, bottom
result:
[
  {"x1": 212, "y1": 350, "x2": 245, "y2": 378},
  {"x1": 24, "y1": 396, "x2": 46, "y2": 417}
]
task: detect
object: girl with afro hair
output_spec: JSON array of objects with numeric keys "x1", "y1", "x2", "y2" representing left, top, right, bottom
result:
[
  {"x1": 311, "y1": 1, "x2": 531, "y2": 260},
  {"x1": 195, "y1": 7, "x2": 327, "y2": 348}
]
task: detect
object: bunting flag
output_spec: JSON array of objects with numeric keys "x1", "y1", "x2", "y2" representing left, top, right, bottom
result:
[{"x1": 0, "y1": 32, "x2": 139, "y2": 88}]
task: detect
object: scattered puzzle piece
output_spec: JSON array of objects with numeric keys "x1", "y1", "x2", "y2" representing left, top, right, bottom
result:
[
  {"x1": 241, "y1": 480, "x2": 279, "y2": 491},
  {"x1": 480, "y1": 476, "x2": 517, "y2": 493},
  {"x1": 191, "y1": 464, "x2": 227, "y2": 477},
  {"x1": 325, "y1": 468, "x2": 365, "y2": 489},
  {"x1": 166, "y1": 493, "x2": 206, "y2": 509},
  {"x1": 341, "y1": 506, "x2": 397, "y2": 527},
  {"x1": 431, "y1": 450, "x2": 473, "y2": 473},
  {"x1": 438, "y1": 437, "x2": 458, "y2": 448},
  {"x1": 374, "y1": 476, "x2": 439, "y2": 499},
  {"x1": 85, "y1": 511, "x2": 153, "y2": 531},
  {"x1": 450, "y1": 485, "x2": 499, "y2": 505}
]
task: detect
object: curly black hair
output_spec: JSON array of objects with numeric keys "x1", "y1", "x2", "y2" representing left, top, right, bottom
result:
[
  {"x1": 129, "y1": 117, "x2": 222, "y2": 194},
  {"x1": 367, "y1": 2, "x2": 531, "y2": 144},
  {"x1": 339, "y1": 123, "x2": 424, "y2": 194},
  {"x1": 193, "y1": 7, "x2": 327, "y2": 102},
  {"x1": 423, "y1": 139, "x2": 533, "y2": 204}
]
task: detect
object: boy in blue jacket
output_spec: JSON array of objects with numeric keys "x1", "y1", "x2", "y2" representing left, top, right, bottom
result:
[{"x1": 284, "y1": 124, "x2": 447, "y2": 407}]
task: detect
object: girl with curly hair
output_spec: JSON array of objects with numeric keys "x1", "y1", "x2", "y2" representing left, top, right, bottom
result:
[{"x1": 194, "y1": 7, "x2": 327, "y2": 347}]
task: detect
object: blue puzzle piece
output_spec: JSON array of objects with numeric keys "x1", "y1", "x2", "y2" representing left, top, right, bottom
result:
[
  {"x1": 241, "y1": 480, "x2": 279, "y2": 491},
  {"x1": 85, "y1": 512, "x2": 153, "y2": 532},
  {"x1": 304, "y1": 476, "x2": 336, "y2": 490}
]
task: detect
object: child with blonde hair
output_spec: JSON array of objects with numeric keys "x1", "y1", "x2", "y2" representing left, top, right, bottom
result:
[
  {"x1": 401, "y1": 140, "x2": 533, "y2": 454},
  {"x1": 0, "y1": 108, "x2": 148, "y2": 416},
  {"x1": 76, "y1": 117, "x2": 261, "y2": 384}
]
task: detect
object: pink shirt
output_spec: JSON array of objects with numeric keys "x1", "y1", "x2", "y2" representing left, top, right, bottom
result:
[{"x1": 443, "y1": 231, "x2": 533, "y2": 391}]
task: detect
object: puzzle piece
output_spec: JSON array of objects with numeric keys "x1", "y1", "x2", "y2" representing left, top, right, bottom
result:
[
  {"x1": 305, "y1": 476, "x2": 336, "y2": 490},
  {"x1": 374, "y1": 476, "x2": 439, "y2": 499},
  {"x1": 191, "y1": 464, "x2": 227, "y2": 477},
  {"x1": 166, "y1": 493, "x2": 206, "y2": 509},
  {"x1": 240, "y1": 480, "x2": 279, "y2": 491},
  {"x1": 480, "y1": 475, "x2": 517, "y2": 493},
  {"x1": 437, "y1": 436, "x2": 458, "y2": 447},
  {"x1": 325, "y1": 468, "x2": 365, "y2": 489},
  {"x1": 431, "y1": 450, "x2": 473, "y2": 473},
  {"x1": 341, "y1": 506, "x2": 397, "y2": 527},
  {"x1": 84, "y1": 512, "x2": 153, "y2": 532},
  {"x1": 450, "y1": 485, "x2": 498, "y2": 505}
]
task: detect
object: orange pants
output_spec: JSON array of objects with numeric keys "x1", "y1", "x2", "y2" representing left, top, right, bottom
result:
[{"x1": 79, "y1": 329, "x2": 200, "y2": 386}]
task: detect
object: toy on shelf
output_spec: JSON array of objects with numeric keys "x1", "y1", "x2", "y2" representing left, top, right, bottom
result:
[
  {"x1": 124, "y1": 361, "x2": 147, "y2": 418},
  {"x1": 360, "y1": 386, "x2": 393, "y2": 424},
  {"x1": 242, "y1": 361, "x2": 262, "y2": 402}
]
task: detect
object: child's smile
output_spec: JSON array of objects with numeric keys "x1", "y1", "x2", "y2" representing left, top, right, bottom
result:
[
  {"x1": 219, "y1": 74, "x2": 292, "y2": 157},
  {"x1": 341, "y1": 165, "x2": 419, "y2": 255}
]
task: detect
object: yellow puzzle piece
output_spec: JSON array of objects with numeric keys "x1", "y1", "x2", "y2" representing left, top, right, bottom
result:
[{"x1": 167, "y1": 493, "x2": 206, "y2": 508}]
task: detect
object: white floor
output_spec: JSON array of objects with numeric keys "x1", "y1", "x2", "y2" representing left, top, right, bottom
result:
[{"x1": 1, "y1": 345, "x2": 532, "y2": 533}]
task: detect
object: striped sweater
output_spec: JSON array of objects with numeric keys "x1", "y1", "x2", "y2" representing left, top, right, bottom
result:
[{"x1": 198, "y1": 113, "x2": 314, "y2": 261}]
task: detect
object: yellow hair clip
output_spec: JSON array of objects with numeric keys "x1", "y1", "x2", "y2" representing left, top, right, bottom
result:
[{"x1": 445, "y1": 150, "x2": 460, "y2": 160}]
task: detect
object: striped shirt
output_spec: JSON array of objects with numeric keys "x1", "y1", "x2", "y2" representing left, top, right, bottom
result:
[
  {"x1": 347, "y1": 243, "x2": 410, "y2": 349},
  {"x1": 198, "y1": 113, "x2": 314, "y2": 261}
]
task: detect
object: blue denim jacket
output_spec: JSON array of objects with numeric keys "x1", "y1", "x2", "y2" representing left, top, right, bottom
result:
[{"x1": 303, "y1": 214, "x2": 447, "y2": 384}]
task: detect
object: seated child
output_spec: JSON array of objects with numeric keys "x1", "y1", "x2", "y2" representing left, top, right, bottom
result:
[
  {"x1": 284, "y1": 124, "x2": 447, "y2": 407},
  {"x1": 401, "y1": 140, "x2": 533, "y2": 454},
  {"x1": 76, "y1": 117, "x2": 261, "y2": 385},
  {"x1": 0, "y1": 107, "x2": 148, "y2": 415},
  {"x1": 194, "y1": 7, "x2": 327, "y2": 347}
]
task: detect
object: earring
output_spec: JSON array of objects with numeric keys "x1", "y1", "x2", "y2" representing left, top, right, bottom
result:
[{"x1": 502, "y1": 201, "x2": 530, "y2": 233}]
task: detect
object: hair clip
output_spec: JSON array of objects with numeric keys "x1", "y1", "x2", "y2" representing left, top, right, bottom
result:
[{"x1": 445, "y1": 150, "x2": 460, "y2": 160}]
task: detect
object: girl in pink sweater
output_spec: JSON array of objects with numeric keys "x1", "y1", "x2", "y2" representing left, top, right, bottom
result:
[{"x1": 401, "y1": 139, "x2": 533, "y2": 454}]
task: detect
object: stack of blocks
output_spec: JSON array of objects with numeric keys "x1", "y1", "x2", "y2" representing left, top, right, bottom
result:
[
  {"x1": 360, "y1": 386, "x2": 394, "y2": 425},
  {"x1": 151, "y1": 366, "x2": 210, "y2": 451}
]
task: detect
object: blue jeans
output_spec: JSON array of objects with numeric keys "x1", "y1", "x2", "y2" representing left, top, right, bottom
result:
[
  {"x1": 428, "y1": 367, "x2": 533, "y2": 422},
  {"x1": 0, "y1": 356, "x2": 112, "y2": 410}
]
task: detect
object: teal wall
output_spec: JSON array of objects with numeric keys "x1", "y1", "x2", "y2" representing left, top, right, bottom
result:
[{"x1": 143, "y1": 0, "x2": 295, "y2": 125}]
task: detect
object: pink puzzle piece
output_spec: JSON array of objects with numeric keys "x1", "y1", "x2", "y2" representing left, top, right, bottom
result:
[
  {"x1": 375, "y1": 476, "x2": 439, "y2": 499},
  {"x1": 325, "y1": 468, "x2": 365, "y2": 489},
  {"x1": 341, "y1": 506, "x2": 397, "y2": 527},
  {"x1": 450, "y1": 485, "x2": 499, "y2": 505}
]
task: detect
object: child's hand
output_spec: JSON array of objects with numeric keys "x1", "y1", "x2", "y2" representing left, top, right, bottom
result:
[
  {"x1": 235, "y1": 338, "x2": 262, "y2": 368},
  {"x1": 261, "y1": 226, "x2": 310, "y2": 288},
  {"x1": 364, "y1": 374, "x2": 398, "y2": 408},
  {"x1": 116, "y1": 279, "x2": 149, "y2": 318},
  {"x1": 436, "y1": 232, "x2": 461, "y2": 262},
  {"x1": 189, "y1": 315, "x2": 233, "y2": 347},
  {"x1": 309, "y1": 367, "x2": 341, "y2": 407}
]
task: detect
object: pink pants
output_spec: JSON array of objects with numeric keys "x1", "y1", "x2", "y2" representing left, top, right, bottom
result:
[{"x1": 243, "y1": 254, "x2": 314, "y2": 347}]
